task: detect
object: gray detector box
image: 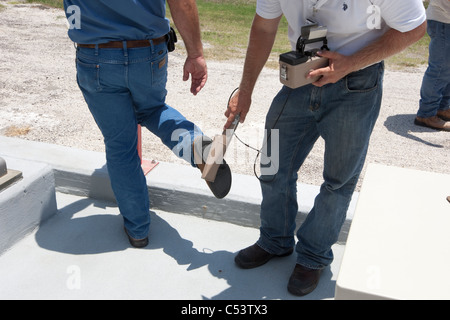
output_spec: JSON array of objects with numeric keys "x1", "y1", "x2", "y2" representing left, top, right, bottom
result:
[{"x1": 279, "y1": 52, "x2": 329, "y2": 89}]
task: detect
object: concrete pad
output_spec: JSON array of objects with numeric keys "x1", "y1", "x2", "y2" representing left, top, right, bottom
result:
[
  {"x1": 336, "y1": 164, "x2": 450, "y2": 300},
  {"x1": 0, "y1": 192, "x2": 345, "y2": 300},
  {"x1": 0, "y1": 156, "x2": 57, "y2": 255}
]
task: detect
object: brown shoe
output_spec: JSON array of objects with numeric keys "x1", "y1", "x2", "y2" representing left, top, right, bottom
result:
[
  {"x1": 287, "y1": 264, "x2": 323, "y2": 296},
  {"x1": 414, "y1": 116, "x2": 450, "y2": 131},
  {"x1": 234, "y1": 243, "x2": 293, "y2": 269},
  {"x1": 437, "y1": 109, "x2": 450, "y2": 121}
]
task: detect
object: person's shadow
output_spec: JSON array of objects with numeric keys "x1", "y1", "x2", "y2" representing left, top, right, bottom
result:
[
  {"x1": 35, "y1": 197, "x2": 336, "y2": 300},
  {"x1": 384, "y1": 113, "x2": 444, "y2": 148}
]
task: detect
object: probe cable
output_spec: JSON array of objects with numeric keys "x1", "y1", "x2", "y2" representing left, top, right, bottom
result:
[{"x1": 226, "y1": 87, "x2": 290, "y2": 182}]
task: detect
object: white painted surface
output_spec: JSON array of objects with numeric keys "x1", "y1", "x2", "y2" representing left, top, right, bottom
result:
[{"x1": 336, "y1": 164, "x2": 450, "y2": 300}]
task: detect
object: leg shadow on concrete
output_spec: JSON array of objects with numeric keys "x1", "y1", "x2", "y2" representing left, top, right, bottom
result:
[{"x1": 34, "y1": 197, "x2": 336, "y2": 300}]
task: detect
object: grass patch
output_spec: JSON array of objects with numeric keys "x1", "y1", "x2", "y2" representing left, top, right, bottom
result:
[
  {"x1": 169, "y1": 0, "x2": 289, "y2": 66},
  {"x1": 386, "y1": 0, "x2": 430, "y2": 70},
  {"x1": 24, "y1": 0, "x2": 429, "y2": 69},
  {"x1": 25, "y1": 0, "x2": 63, "y2": 8},
  {"x1": 386, "y1": 33, "x2": 430, "y2": 70}
]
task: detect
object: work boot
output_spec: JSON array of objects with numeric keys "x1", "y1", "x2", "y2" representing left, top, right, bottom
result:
[
  {"x1": 193, "y1": 135, "x2": 232, "y2": 199},
  {"x1": 437, "y1": 109, "x2": 450, "y2": 121},
  {"x1": 124, "y1": 227, "x2": 148, "y2": 248},
  {"x1": 287, "y1": 264, "x2": 323, "y2": 296},
  {"x1": 414, "y1": 116, "x2": 450, "y2": 131}
]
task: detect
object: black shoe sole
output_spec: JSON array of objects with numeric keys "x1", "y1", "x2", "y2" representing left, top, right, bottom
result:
[
  {"x1": 206, "y1": 160, "x2": 232, "y2": 199},
  {"x1": 195, "y1": 136, "x2": 232, "y2": 199},
  {"x1": 287, "y1": 280, "x2": 319, "y2": 297}
]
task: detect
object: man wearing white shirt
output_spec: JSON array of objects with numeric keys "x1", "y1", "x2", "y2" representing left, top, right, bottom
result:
[{"x1": 225, "y1": 0, "x2": 426, "y2": 296}]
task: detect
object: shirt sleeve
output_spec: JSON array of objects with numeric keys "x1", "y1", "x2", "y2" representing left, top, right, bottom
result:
[
  {"x1": 378, "y1": 0, "x2": 426, "y2": 32},
  {"x1": 256, "y1": 0, "x2": 283, "y2": 19}
]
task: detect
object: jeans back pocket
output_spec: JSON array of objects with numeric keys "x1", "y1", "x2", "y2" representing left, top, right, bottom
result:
[
  {"x1": 151, "y1": 54, "x2": 168, "y2": 87},
  {"x1": 76, "y1": 58, "x2": 101, "y2": 93}
]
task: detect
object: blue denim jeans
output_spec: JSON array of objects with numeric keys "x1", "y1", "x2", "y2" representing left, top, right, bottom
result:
[
  {"x1": 418, "y1": 20, "x2": 450, "y2": 118},
  {"x1": 75, "y1": 41, "x2": 202, "y2": 239},
  {"x1": 257, "y1": 62, "x2": 384, "y2": 269}
]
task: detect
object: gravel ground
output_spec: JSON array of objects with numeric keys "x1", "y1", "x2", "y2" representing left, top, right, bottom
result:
[{"x1": 0, "y1": 2, "x2": 448, "y2": 192}]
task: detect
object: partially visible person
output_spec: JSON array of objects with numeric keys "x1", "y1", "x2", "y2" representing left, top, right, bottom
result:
[
  {"x1": 415, "y1": 0, "x2": 450, "y2": 131},
  {"x1": 63, "y1": 0, "x2": 232, "y2": 248}
]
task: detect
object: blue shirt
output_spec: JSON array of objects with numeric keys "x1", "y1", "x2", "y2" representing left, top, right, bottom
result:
[{"x1": 64, "y1": 0, "x2": 170, "y2": 44}]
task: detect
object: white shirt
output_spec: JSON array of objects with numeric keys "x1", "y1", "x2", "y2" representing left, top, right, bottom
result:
[
  {"x1": 256, "y1": 0, "x2": 426, "y2": 56},
  {"x1": 427, "y1": 0, "x2": 450, "y2": 24}
]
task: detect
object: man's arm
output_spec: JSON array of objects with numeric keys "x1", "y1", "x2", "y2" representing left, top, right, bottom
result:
[
  {"x1": 167, "y1": 0, "x2": 207, "y2": 95},
  {"x1": 224, "y1": 14, "x2": 281, "y2": 129},
  {"x1": 308, "y1": 21, "x2": 427, "y2": 87}
]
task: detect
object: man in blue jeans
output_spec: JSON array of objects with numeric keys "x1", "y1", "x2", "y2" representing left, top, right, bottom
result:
[
  {"x1": 64, "y1": 0, "x2": 231, "y2": 248},
  {"x1": 225, "y1": 0, "x2": 426, "y2": 296},
  {"x1": 415, "y1": 0, "x2": 450, "y2": 131}
]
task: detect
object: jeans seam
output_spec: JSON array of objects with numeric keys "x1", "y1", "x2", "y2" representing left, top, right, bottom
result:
[{"x1": 283, "y1": 121, "x2": 315, "y2": 245}]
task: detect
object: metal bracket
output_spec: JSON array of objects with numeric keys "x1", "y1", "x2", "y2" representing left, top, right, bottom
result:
[{"x1": 0, "y1": 157, "x2": 23, "y2": 192}]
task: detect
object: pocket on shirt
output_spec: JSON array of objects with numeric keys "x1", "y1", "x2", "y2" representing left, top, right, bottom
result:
[{"x1": 76, "y1": 57, "x2": 102, "y2": 93}]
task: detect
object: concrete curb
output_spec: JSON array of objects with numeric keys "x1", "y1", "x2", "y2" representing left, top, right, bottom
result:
[
  {"x1": 0, "y1": 136, "x2": 357, "y2": 242},
  {"x1": 0, "y1": 156, "x2": 57, "y2": 254}
]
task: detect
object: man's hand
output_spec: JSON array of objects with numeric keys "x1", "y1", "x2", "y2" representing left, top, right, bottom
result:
[
  {"x1": 167, "y1": 0, "x2": 207, "y2": 95},
  {"x1": 224, "y1": 89, "x2": 251, "y2": 130},
  {"x1": 307, "y1": 50, "x2": 354, "y2": 87},
  {"x1": 183, "y1": 55, "x2": 207, "y2": 95}
]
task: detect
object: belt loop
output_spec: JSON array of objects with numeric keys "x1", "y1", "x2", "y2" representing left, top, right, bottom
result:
[
  {"x1": 123, "y1": 41, "x2": 129, "y2": 66},
  {"x1": 149, "y1": 39, "x2": 155, "y2": 54},
  {"x1": 123, "y1": 41, "x2": 128, "y2": 57},
  {"x1": 94, "y1": 44, "x2": 99, "y2": 56}
]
